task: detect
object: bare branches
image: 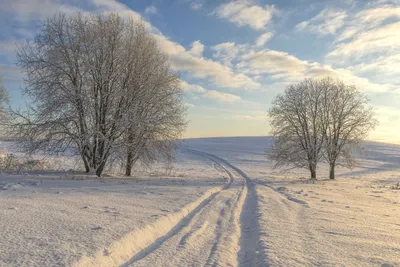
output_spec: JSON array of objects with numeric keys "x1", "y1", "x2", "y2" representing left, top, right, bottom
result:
[
  {"x1": 267, "y1": 77, "x2": 377, "y2": 180},
  {"x1": 12, "y1": 13, "x2": 186, "y2": 177},
  {"x1": 268, "y1": 78, "x2": 327, "y2": 179},
  {"x1": 320, "y1": 77, "x2": 377, "y2": 179},
  {"x1": 0, "y1": 75, "x2": 10, "y2": 134}
]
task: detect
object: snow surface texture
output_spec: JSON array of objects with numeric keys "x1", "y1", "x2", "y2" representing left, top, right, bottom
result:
[{"x1": 0, "y1": 137, "x2": 399, "y2": 266}]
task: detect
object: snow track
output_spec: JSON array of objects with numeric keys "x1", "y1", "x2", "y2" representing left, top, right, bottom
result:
[
  {"x1": 76, "y1": 148, "x2": 267, "y2": 267},
  {"x1": 119, "y1": 149, "x2": 266, "y2": 267},
  {"x1": 187, "y1": 149, "x2": 268, "y2": 266}
]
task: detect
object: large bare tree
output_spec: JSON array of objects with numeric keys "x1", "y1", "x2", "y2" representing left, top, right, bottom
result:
[
  {"x1": 268, "y1": 79, "x2": 327, "y2": 179},
  {"x1": 320, "y1": 77, "x2": 377, "y2": 179},
  {"x1": 13, "y1": 13, "x2": 186, "y2": 176}
]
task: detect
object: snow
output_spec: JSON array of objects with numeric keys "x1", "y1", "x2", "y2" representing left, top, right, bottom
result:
[{"x1": 1, "y1": 137, "x2": 399, "y2": 266}]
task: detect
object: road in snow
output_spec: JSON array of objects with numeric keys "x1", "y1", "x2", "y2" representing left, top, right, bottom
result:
[{"x1": 121, "y1": 148, "x2": 265, "y2": 267}]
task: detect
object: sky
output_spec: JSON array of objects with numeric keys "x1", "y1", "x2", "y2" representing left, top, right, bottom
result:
[{"x1": 0, "y1": 0, "x2": 400, "y2": 143}]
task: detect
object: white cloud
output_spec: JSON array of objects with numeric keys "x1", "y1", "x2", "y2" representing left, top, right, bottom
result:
[
  {"x1": 154, "y1": 35, "x2": 261, "y2": 90},
  {"x1": 89, "y1": 0, "x2": 144, "y2": 23},
  {"x1": 305, "y1": 64, "x2": 396, "y2": 93},
  {"x1": 180, "y1": 80, "x2": 207, "y2": 93},
  {"x1": 144, "y1": 5, "x2": 157, "y2": 15},
  {"x1": 207, "y1": 39, "x2": 396, "y2": 95},
  {"x1": 1, "y1": 0, "x2": 260, "y2": 91},
  {"x1": 255, "y1": 32, "x2": 274, "y2": 47},
  {"x1": 181, "y1": 80, "x2": 244, "y2": 104},
  {"x1": 203, "y1": 90, "x2": 242, "y2": 103},
  {"x1": 215, "y1": 1, "x2": 277, "y2": 30},
  {"x1": 325, "y1": 5, "x2": 400, "y2": 84},
  {"x1": 211, "y1": 42, "x2": 249, "y2": 67},
  {"x1": 0, "y1": 0, "x2": 80, "y2": 21},
  {"x1": 184, "y1": 103, "x2": 196, "y2": 108},
  {"x1": 190, "y1": 2, "x2": 202, "y2": 10},
  {"x1": 232, "y1": 115, "x2": 268, "y2": 121},
  {"x1": 189, "y1": 40, "x2": 205, "y2": 57},
  {"x1": 295, "y1": 8, "x2": 348, "y2": 35},
  {"x1": 348, "y1": 54, "x2": 400, "y2": 85},
  {"x1": 238, "y1": 50, "x2": 309, "y2": 79},
  {"x1": 328, "y1": 21, "x2": 400, "y2": 62},
  {"x1": 230, "y1": 45, "x2": 397, "y2": 93}
]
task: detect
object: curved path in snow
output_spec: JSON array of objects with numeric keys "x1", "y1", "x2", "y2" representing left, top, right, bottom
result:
[{"x1": 121, "y1": 148, "x2": 267, "y2": 267}]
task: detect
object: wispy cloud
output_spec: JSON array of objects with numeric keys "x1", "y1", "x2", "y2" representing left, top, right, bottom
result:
[
  {"x1": 214, "y1": 0, "x2": 277, "y2": 30},
  {"x1": 180, "y1": 80, "x2": 207, "y2": 93},
  {"x1": 154, "y1": 34, "x2": 260, "y2": 90},
  {"x1": 255, "y1": 32, "x2": 274, "y2": 47},
  {"x1": 144, "y1": 5, "x2": 157, "y2": 15},
  {"x1": 232, "y1": 115, "x2": 268, "y2": 121},
  {"x1": 203, "y1": 90, "x2": 242, "y2": 103},
  {"x1": 323, "y1": 4, "x2": 400, "y2": 86},
  {"x1": 211, "y1": 42, "x2": 249, "y2": 67},
  {"x1": 184, "y1": 103, "x2": 196, "y2": 108},
  {"x1": 190, "y1": 2, "x2": 202, "y2": 10},
  {"x1": 295, "y1": 8, "x2": 348, "y2": 36}
]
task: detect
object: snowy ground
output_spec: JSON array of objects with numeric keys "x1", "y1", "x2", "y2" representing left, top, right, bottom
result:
[{"x1": 1, "y1": 137, "x2": 399, "y2": 266}]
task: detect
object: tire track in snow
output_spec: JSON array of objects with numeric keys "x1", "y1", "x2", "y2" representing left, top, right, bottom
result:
[
  {"x1": 121, "y1": 149, "x2": 239, "y2": 266},
  {"x1": 188, "y1": 149, "x2": 269, "y2": 266},
  {"x1": 120, "y1": 148, "x2": 267, "y2": 266}
]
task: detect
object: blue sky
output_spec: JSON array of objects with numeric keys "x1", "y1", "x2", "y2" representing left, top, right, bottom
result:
[{"x1": 1, "y1": 0, "x2": 400, "y2": 143}]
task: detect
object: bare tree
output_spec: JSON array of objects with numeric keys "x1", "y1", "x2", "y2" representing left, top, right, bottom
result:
[
  {"x1": 267, "y1": 79, "x2": 327, "y2": 179},
  {"x1": 115, "y1": 23, "x2": 186, "y2": 176},
  {"x1": 13, "y1": 13, "x2": 186, "y2": 176},
  {"x1": 320, "y1": 77, "x2": 377, "y2": 179},
  {"x1": 0, "y1": 75, "x2": 9, "y2": 126}
]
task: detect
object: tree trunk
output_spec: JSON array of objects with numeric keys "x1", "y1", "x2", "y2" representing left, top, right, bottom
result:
[
  {"x1": 310, "y1": 166, "x2": 317, "y2": 180},
  {"x1": 125, "y1": 150, "x2": 133, "y2": 176},
  {"x1": 329, "y1": 163, "x2": 335, "y2": 179},
  {"x1": 82, "y1": 154, "x2": 90, "y2": 173},
  {"x1": 83, "y1": 158, "x2": 90, "y2": 173},
  {"x1": 125, "y1": 151, "x2": 138, "y2": 177},
  {"x1": 96, "y1": 161, "x2": 106, "y2": 177}
]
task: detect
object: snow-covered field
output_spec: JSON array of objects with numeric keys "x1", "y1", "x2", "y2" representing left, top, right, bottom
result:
[{"x1": 1, "y1": 137, "x2": 399, "y2": 266}]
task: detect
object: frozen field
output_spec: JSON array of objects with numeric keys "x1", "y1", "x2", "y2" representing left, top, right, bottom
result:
[{"x1": 0, "y1": 137, "x2": 399, "y2": 266}]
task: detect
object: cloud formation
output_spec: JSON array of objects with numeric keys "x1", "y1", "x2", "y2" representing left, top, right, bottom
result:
[
  {"x1": 296, "y1": 8, "x2": 347, "y2": 35},
  {"x1": 154, "y1": 35, "x2": 260, "y2": 90},
  {"x1": 255, "y1": 32, "x2": 274, "y2": 47},
  {"x1": 203, "y1": 90, "x2": 242, "y2": 103},
  {"x1": 144, "y1": 5, "x2": 157, "y2": 15},
  {"x1": 189, "y1": 41, "x2": 205, "y2": 57},
  {"x1": 215, "y1": 1, "x2": 277, "y2": 30}
]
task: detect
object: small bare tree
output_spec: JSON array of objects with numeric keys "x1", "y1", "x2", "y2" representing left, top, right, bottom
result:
[
  {"x1": 12, "y1": 13, "x2": 186, "y2": 177},
  {"x1": 320, "y1": 77, "x2": 377, "y2": 179},
  {"x1": 0, "y1": 76, "x2": 9, "y2": 126},
  {"x1": 267, "y1": 79, "x2": 327, "y2": 179}
]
